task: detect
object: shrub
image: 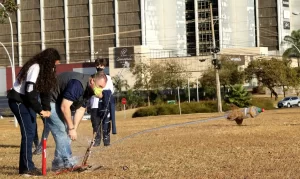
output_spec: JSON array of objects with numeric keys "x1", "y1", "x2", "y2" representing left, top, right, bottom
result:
[
  {"x1": 132, "y1": 101, "x2": 232, "y2": 118},
  {"x1": 250, "y1": 97, "x2": 275, "y2": 110},
  {"x1": 224, "y1": 84, "x2": 251, "y2": 107},
  {"x1": 0, "y1": 108, "x2": 13, "y2": 117},
  {"x1": 156, "y1": 105, "x2": 171, "y2": 115},
  {"x1": 132, "y1": 106, "x2": 157, "y2": 118}
]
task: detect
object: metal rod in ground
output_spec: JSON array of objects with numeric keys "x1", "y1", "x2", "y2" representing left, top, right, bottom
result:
[
  {"x1": 82, "y1": 132, "x2": 97, "y2": 166},
  {"x1": 42, "y1": 137, "x2": 47, "y2": 175}
]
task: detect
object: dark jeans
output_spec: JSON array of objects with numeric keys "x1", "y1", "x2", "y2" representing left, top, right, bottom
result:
[
  {"x1": 8, "y1": 99, "x2": 37, "y2": 174},
  {"x1": 90, "y1": 108, "x2": 111, "y2": 145}
]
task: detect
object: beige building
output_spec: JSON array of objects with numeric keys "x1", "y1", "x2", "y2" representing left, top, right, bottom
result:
[{"x1": 0, "y1": 0, "x2": 142, "y2": 66}]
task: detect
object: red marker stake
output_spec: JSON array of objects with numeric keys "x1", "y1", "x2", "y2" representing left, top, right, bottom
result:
[{"x1": 42, "y1": 138, "x2": 47, "y2": 175}]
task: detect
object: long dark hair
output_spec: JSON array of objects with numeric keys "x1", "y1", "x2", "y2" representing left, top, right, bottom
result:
[{"x1": 17, "y1": 48, "x2": 60, "y2": 93}]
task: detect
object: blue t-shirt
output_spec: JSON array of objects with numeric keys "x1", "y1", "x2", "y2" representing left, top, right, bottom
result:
[{"x1": 63, "y1": 79, "x2": 84, "y2": 102}]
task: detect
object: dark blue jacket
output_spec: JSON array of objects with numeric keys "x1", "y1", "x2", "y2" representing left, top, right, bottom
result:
[{"x1": 99, "y1": 90, "x2": 116, "y2": 134}]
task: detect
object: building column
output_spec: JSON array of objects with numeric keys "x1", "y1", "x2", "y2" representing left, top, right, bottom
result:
[
  {"x1": 40, "y1": 0, "x2": 45, "y2": 50},
  {"x1": 255, "y1": 0, "x2": 260, "y2": 47},
  {"x1": 277, "y1": 0, "x2": 284, "y2": 54},
  {"x1": 64, "y1": 0, "x2": 70, "y2": 64},
  {"x1": 218, "y1": 0, "x2": 223, "y2": 49},
  {"x1": 89, "y1": 0, "x2": 95, "y2": 61},
  {"x1": 141, "y1": 0, "x2": 146, "y2": 46},
  {"x1": 114, "y1": 0, "x2": 120, "y2": 47},
  {"x1": 194, "y1": 0, "x2": 199, "y2": 56},
  {"x1": 17, "y1": 0, "x2": 22, "y2": 66}
]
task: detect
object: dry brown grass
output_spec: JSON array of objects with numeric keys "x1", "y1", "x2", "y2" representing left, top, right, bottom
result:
[{"x1": 1, "y1": 108, "x2": 300, "y2": 178}]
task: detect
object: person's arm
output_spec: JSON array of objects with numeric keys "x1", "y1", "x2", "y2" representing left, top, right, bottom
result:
[
  {"x1": 61, "y1": 79, "x2": 84, "y2": 140},
  {"x1": 40, "y1": 92, "x2": 51, "y2": 111},
  {"x1": 60, "y1": 98, "x2": 77, "y2": 140},
  {"x1": 24, "y1": 64, "x2": 50, "y2": 117},
  {"x1": 61, "y1": 98, "x2": 74, "y2": 129},
  {"x1": 73, "y1": 106, "x2": 86, "y2": 130}
]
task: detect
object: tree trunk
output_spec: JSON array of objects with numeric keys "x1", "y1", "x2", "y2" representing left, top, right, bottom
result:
[
  {"x1": 223, "y1": 85, "x2": 226, "y2": 99},
  {"x1": 147, "y1": 92, "x2": 150, "y2": 106},
  {"x1": 268, "y1": 86, "x2": 278, "y2": 100},
  {"x1": 283, "y1": 85, "x2": 286, "y2": 97}
]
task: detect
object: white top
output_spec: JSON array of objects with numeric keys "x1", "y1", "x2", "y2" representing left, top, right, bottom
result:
[
  {"x1": 13, "y1": 63, "x2": 40, "y2": 94},
  {"x1": 90, "y1": 75, "x2": 114, "y2": 109}
]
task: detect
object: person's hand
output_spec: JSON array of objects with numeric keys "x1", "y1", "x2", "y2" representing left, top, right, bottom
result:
[
  {"x1": 40, "y1": 110, "x2": 51, "y2": 118},
  {"x1": 68, "y1": 129, "x2": 77, "y2": 141}
]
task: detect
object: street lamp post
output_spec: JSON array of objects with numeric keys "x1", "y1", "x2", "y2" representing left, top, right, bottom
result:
[
  {"x1": 0, "y1": 3, "x2": 17, "y2": 127},
  {"x1": 210, "y1": 3, "x2": 222, "y2": 113}
]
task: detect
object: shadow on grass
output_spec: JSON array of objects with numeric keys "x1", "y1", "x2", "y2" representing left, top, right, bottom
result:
[
  {"x1": 0, "y1": 144, "x2": 19, "y2": 148},
  {"x1": 206, "y1": 124, "x2": 261, "y2": 127},
  {"x1": 283, "y1": 123, "x2": 300, "y2": 126}
]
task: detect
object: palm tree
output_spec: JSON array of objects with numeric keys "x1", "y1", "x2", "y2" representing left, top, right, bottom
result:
[
  {"x1": 112, "y1": 76, "x2": 129, "y2": 104},
  {"x1": 283, "y1": 30, "x2": 300, "y2": 67},
  {"x1": 224, "y1": 84, "x2": 251, "y2": 108},
  {"x1": 112, "y1": 76, "x2": 129, "y2": 94}
]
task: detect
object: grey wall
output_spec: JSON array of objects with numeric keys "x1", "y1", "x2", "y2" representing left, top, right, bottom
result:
[
  {"x1": 291, "y1": 0, "x2": 300, "y2": 31},
  {"x1": 220, "y1": 0, "x2": 256, "y2": 49},
  {"x1": 0, "y1": 67, "x2": 7, "y2": 96}
]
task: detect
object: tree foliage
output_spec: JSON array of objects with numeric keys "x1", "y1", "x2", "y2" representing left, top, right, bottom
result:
[
  {"x1": 130, "y1": 60, "x2": 190, "y2": 105},
  {"x1": 291, "y1": 66, "x2": 300, "y2": 96},
  {"x1": 200, "y1": 58, "x2": 244, "y2": 93},
  {"x1": 0, "y1": 0, "x2": 18, "y2": 23},
  {"x1": 283, "y1": 30, "x2": 300, "y2": 60},
  {"x1": 130, "y1": 61, "x2": 152, "y2": 106},
  {"x1": 224, "y1": 84, "x2": 251, "y2": 107},
  {"x1": 112, "y1": 76, "x2": 129, "y2": 93},
  {"x1": 244, "y1": 58, "x2": 297, "y2": 99},
  {"x1": 162, "y1": 60, "x2": 189, "y2": 89},
  {"x1": 125, "y1": 89, "x2": 145, "y2": 109}
]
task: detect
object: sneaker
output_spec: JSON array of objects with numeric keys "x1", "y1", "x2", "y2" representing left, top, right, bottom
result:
[
  {"x1": 93, "y1": 139, "x2": 100, "y2": 147},
  {"x1": 51, "y1": 159, "x2": 64, "y2": 172},
  {"x1": 103, "y1": 137, "x2": 110, "y2": 146},
  {"x1": 20, "y1": 167, "x2": 42, "y2": 177},
  {"x1": 33, "y1": 146, "x2": 42, "y2": 155},
  {"x1": 93, "y1": 142, "x2": 100, "y2": 147}
]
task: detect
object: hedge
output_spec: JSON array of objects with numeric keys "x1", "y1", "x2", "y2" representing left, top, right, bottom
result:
[
  {"x1": 132, "y1": 98, "x2": 275, "y2": 118},
  {"x1": 132, "y1": 101, "x2": 231, "y2": 118},
  {"x1": 250, "y1": 97, "x2": 275, "y2": 110}
]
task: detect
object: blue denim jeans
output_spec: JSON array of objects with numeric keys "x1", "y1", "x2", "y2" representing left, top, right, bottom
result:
[
  {"x1": 41, "y1": 117, "x2": 51, "y2": 139},
  {"x1": 36, "y1": 118, "x2": 51, "y2": 149},
  {"x1": 47, "y1": 102, "x2": 75, "y2": 169}
]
